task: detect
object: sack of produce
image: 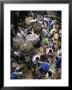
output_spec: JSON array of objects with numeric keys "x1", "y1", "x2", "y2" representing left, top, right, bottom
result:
[
  {"x1": 26, "y1": 33, "x2": 39, "y2": 44},
  {"x1": 25, "y1": 16, "x2": 33, "y2": 25},
  {"x1": 13, "y1": 37, "x2": 24, "y2": 48},
  {"x1": 20, "y1": 41, "x2": 33, "y2": 53},
  {"x1": 33, "y1": 23, "x2": 43, "y2": 34},
  {"x1": 41, "y1": 37, "x2": 48, "y2": 46}
]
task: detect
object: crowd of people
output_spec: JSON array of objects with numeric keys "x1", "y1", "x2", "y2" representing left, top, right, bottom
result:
[{"x1": 11, "y1": 11, "x2": 61, "y2": 79}]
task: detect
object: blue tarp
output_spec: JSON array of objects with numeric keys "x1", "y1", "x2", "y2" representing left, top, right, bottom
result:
[{"x1": 40, "y1": 63, "x2": 49, "y2": 72}]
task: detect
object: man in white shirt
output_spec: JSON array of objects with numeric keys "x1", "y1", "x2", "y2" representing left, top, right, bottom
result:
[{"x1": 32, "y1": 54, "x2": 40, "y2": 65}]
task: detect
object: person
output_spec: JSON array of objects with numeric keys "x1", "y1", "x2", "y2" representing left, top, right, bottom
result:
[
  {"x1": 11, "y1": 72, "x2": 17, "y2": 79},
  {"x1": 42, "y1": 28, "x2": 48, "y2": 37},
  {"x1": 56, "y1": 56, "x2": 61, "y2": 68},
  {"x1": 31, "y1": 56, "x2": 39, "y2": 78},
  {"x1": 13, "y1": 50, "x2": 21, "y2": 63},
  {"x1": 30, "y1": 17, "x2": 37, "y2": 23},
  {"x1": 45, "y1": 71, "x2": 52, "y2": 79},
  {"x1": 59, "y1": 29, "x2": 61, "y2": 38},
  {"x1": 43, "y1": 15, "x2": 48, "y2": 22},
  {"x1": 48, "y1": 39, "x2": 54, "y2": 49},
  {"x1": 46, "y1": 48, "x2": 54, "y2": 63},
  {"x1": 25, "y1": 54, "x2": 32, "y2": 70},
  {"x1": 43, "y1": 21, "x2": 48, "y2": 29},
  {"x1": 50, "y1": 19, "x2": 57, "y2": 29},
  {"x1": 32, "y1": 55, "x2": 40, "y2": 65},
  {"x1": 36, "y1": 71, "x2": 42, "y2": 79},
  {"x1": 11, "y1": 69, "x2": 23, "y2": 79},
  {"x1": 32, "y1": 57, "x2": 40, "y2": 70},
  {"x1": 47, "y1": 17, "x2": 53, "y2": 31},
  {"x1": 56, "y1": 45, "x2": 61, "y2": 59},
  {"x1": 15, "y1": 64, "x2": 20, "y2": 71},
  {"x1": 40, "y1": 54, "x2": 48, "y2": 62},
  {"x1": 17, "y1": 32, "x2": 22, "y2": 38},
  {"x1": 54, "y1": 34, "x2": 59, "y2": 51},
  {"x1": 32, "y1": 56, "x2": 40, "y2": 76},
  {"x1": 33, "y1": 34, "x2": 41, "y2": 48},
  {"x1": 13, "y1": 51, "x2": 19, "y2": 57},
  {"x1": 50, "y1": 24, "x2": 60, "y2": 51},
  {"x1": 55, "y1": 56, "x2": 61, "y2": 75}
]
